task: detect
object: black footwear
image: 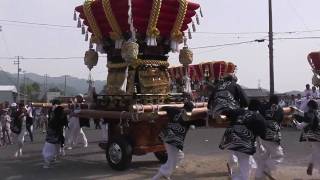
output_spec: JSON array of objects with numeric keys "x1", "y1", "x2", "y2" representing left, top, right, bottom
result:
[
  {"x1": 263, "y1": 171, "x2": 276, "y2": 180},
  {"x1": 98, "y1": 142, "x2": 108, "y2": 150},
  {"x1": 307, "y1": 163, "x2": 313, "y2": 176}
]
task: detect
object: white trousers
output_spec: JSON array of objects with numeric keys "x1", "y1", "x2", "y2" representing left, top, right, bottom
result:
[
  {"x1": 152, "y1": 143, "x2": 184, "y2": 180},
  {"x1": 100, "y1": 121, "x2": 108, "y2": 142},
  {"x1": 229, "y1": 151, "x2": 255, "y2": 180},
  {"x1": 66, "y1": 116, "x2": 88, "y2": 147},
  {"x1": 16, "y1": 129, "x2": 27, "y2": 149},
  {"x1": 310, "y1": 142, "x2": 320, "y2": 172},
  {"x1": 42, "y1": 142, "x2": 59, "y2": 163},
  {"x1": 2, "y1": 124, "x2": 12, "y2": 144},
  {"x1": 13, "y1": 128, "x2": 27, "y2": 156},
  {"x1": 255, "y1": 139, "x2": 284, "y2": 178}
]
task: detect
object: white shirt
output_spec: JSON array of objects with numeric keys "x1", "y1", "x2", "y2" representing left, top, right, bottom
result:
[
  {"x1": 303, "y1": 89, "x2": 312, "y2": 97},
  {"x1": 299, "y1": 97, "x2": 310, "y2": 112},
  {"x1": 311, "y1": 91, "x2": 319, "y2": 99},
  {"x1": 279, "y1": 100, "x2": 286, "y2": 107},
  {"x1": 26, "y1": 106, "x2": 33, "y2": 118},
  {"x1": 295, "y1": 98, "x2": 302, "y2": 108},
  {"x1": 1, "y1": 114, "x2": 11, "y2": 128}
]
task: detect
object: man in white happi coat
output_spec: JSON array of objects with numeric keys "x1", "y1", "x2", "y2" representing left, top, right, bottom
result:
[
  {"x1": 65, "y1": 94, "x2": 88, "y2": 149},
  {"x1": 255, "y1": 95, "x2": 285, "y2": 180}
]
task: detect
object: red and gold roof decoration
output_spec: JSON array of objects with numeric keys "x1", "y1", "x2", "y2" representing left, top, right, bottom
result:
[
  {"x1": 75, "y1": 0, "x2": 200, "y2": 51},
  {"x1": 168, "y1": 61, "x2": 237, "y2": 81},
  {"x1": 308, "y1": 51, "x2": 320, "y2": 72},
  {"x1": 308, "y1": 51, "x2": 320, "y2": 87}
]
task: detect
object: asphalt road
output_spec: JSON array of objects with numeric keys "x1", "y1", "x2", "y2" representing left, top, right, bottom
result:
[{"x1": 0, "y1": 127, "x2": 318, "y2": 180}]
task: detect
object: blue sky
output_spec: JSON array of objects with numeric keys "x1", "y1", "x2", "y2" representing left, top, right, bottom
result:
[{"x1": 1, "y1": 0, "x2": 320, "y2": 92}]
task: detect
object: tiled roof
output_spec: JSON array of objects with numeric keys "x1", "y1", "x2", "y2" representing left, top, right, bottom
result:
[
  {"x1": 243, "y1": 88, "x2": 269, "y2": 97},
  {"x1": 0, "y1": 85, "x2": 17, "y2": 93}
]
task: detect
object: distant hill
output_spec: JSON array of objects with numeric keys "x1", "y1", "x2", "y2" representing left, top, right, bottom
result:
[
  {"x1": 0, "y1": 70, "x2": 106, "y2": 96},
  {"x1": 0, "y1": 70, "x2": 303, "y2": 96},
  {"x1": 284, "y1": 90, "x2": 303, "y2": 95}
]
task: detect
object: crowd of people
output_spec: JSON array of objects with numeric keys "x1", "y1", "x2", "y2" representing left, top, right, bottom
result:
[
  {"x1": 0, "y1": 94, "x2": 108, "y2": 169},
  {"x1": 0, "y1": 80, "x2": 319, "y2": 179},
  {"x1": 0, "y1": 102, "x2": 37, "y2": 149},
  {"x1": 205, "y1": 79, "x2": 320, "y2": 180},
  {"x1": 152, "y1": 77, "x2": 320, "y2": 180}
]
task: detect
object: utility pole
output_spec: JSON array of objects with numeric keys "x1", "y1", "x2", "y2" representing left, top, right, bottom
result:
[
  {"x1": 258, "y1": 79, "x2": 261, "y2": 89},
  {"x1": 23, "y1": 70, "x2": 27, "y2": 105},
  {"x1": 13, "y1": 56, "x2": 22, "y2": 103},
  {"x1": 44, "y1": 74, "x2": 48, "y2": 101},
  {"x1": 64, "y1": 75, "x2": 67, "y2": 96},
  {"x1": 268, "y1": 0, "x2": 275, "y2": 95}
]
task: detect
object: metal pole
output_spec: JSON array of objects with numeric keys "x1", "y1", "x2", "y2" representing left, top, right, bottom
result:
[
  {"x1": 268, "y1": 0, "x2": 274, "y2": 95},
  {"x1": 23, "y1": 71, "x2": 26, "y2": 105},
  {"x1": 45, "y1": 74, "x2": 48, "y2": 101},
  {"x1": 64, "y1": 75, "x2": 67, "y2": 96},
  {"x1": 14, "y1": 56, "x2": 21, "y2": 103}
]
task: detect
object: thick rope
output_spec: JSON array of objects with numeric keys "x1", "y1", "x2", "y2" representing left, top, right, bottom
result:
[
  {"x1": 170, "y1": 0, "x2": 188, "y2": 42},
  {"x1": 146, "y1": 0, "x2": 162, "y2": 38},
  {"x1": 102, "y1": 0, "x2": 122, "y2": 40},
  {"x1": 83, "y1": 0, "x2": 103, "y2": 42}
]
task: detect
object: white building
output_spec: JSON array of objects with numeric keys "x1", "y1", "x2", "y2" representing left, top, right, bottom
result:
[
  {"x1": 46, "y1": 91, "x2": 61, "y2": 102},
  {"x1": 0, "y1": 85, "x2": 17, "y2": 104}
]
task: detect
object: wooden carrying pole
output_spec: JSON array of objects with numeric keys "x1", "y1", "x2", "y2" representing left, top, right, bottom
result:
[
  {"x1": 76, "y1": 107, "x2": 208, "y2": 123},
  {"x1": 132, "y1": 102, "x2": 208, "y2": 112}
]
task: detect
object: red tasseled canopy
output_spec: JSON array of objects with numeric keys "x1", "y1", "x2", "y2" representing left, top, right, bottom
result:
[
  {"x1": 75, "y1": 0, "x2": 200, "y2": 39},
  {"x1": 308, "y1": 52, "x2": 320, "y2": 71},
  {"x1": 168, "y1": 61, "x2": 235, "y2": 81}
]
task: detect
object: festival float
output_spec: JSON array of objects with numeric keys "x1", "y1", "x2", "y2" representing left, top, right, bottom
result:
[
  {"x1": 168, "y1": 61, "x2": 237, "y2": 98},
  {"x1": 71, "y1": 0, "x2": 237, "y2": 170},
  {"x1": 308, "y1": 51, "x2": 320, "y2": 87}
]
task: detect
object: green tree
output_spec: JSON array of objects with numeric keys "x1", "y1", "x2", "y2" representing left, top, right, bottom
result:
[{"x1": 20, "y1": 82, "x2": 41, "y2": 101}]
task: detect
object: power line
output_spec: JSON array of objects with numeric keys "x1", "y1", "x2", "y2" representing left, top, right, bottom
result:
[
  {"x1": 192, "y1": 31, "x2": 268, "y2": 35},
  {"x1": 2, "y1": 18, "x2": 320, "y2": 35},
  {"x1": 191, "y1": 39, "x2": 265, "y2": 50},
  {"x1": 23, "y1": 57, "x2": 84, "y2": 60},
  {"x1": 191, "y1": 36, "x2": 320, "y2": 50},
  {"x1": 0, "y1": 19, "x2": 76, "y2": 29},
  {"x1": 0, "y1": 31, "x2": 11, "y2": 56},
  {"x1": 192, "y1": 29, "x2": 320, "y2": 35},
  {"x1": 274, "y1": 36, "x2": 320, "y2": 40},
  {"x1": 0, "y1": 56, "x2": 107, "y2": 60},
  {"x1": 0, "y1": 36, "x2": 319, "y2": 59},
  {"x1": 284, "y1": 0, "x2": 310, "y2": 31}
]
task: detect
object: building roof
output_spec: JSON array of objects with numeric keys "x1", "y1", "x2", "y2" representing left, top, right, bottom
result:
[
  {"x1": 0, "y1": 85, "x2": 17, "y2": 93},
  {"x1": 243, "y1": 88, "x2": 269, "y2": 98}
]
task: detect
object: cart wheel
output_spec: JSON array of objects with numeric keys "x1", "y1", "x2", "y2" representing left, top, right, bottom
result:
[
  {"x1": 106, "y1": 137, "x2": 132, "y2": 171},
  {"x1": 154, "y1": 151, "x2": 168, "y2": 164}
]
